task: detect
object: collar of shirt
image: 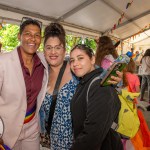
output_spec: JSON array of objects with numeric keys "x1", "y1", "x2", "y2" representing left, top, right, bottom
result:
[{"x1": 17, "y1": 46, "x2": 41, "y2": 70}]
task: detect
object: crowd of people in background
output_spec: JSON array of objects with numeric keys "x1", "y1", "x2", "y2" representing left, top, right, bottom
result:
[
  {"x1": 131, "y1": 48, "x2": 150, "y2": 108},
  {"x1": 0, "y1": 17, "x2": 150, "y2": 150}
]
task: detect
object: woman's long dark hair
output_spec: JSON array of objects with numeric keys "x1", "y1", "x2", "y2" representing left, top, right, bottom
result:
[
  {"x1": 140, "y1": 49, "x2": 150, "y2": 63},
  {"x1": 142, "y1": 49, "x2": 150, "y2": 58},
  {"x1": 95, "y1": 36, "x2": 118, "y2": 66}
]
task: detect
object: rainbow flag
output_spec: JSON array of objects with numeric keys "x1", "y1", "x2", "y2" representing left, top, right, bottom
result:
[
  {"x1": 0, "y1": 144, "x2": 11, "y2": 150},
  {"x1": 24, "y1": 105, "x2": 36, "y2": 124}
]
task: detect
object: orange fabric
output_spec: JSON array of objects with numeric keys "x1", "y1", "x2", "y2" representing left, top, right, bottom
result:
[
  {"x1": 131, "y1": 110, "x2": 150, "y2": 150},
  {"x1": 137, "y1": 110, "x2": 150, "y2": 147},
  {"x1": 131, "y1": 129, "x2": 150, "y2": 150},
  {"x1": 131, "y1": 54, "x2": 136, "y2": 59}
]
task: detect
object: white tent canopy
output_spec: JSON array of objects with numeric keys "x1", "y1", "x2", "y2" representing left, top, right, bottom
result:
[{"x1": 0, "y1": 0, "x2": 150, "y2": 42}]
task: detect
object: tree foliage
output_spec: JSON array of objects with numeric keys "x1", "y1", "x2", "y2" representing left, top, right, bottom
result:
[
  {"x1": 66, "y1": 35, "x2": 97, "y2": 53},
  {"x1": 0, "y1": 24, "x2": 19, "y2": 51}
]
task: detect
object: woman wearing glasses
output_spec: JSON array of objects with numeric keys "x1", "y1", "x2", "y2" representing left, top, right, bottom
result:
[
  {"x1": 0, "y1": 17, "x2": 48, "y2": 150},
  {"x1": 40, "y1": 23, "x2": 123, "y2": 150},
  {"x1": 40, "y1": 23, "x2": 76, "y2": 150}
]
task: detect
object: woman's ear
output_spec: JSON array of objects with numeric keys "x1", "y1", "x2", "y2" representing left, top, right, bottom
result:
[{"x1": 91, "y1": 55, "x2": 95, "y2": 65}]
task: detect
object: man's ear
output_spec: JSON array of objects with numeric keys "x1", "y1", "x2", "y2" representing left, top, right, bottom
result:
[{"x1": 18, "y1": 33, "x2": 21, "y2": 41}]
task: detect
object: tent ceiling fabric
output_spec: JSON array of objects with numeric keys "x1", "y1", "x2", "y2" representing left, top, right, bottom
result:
[{"x1": 0, "y1": 0, "x2": 149, "y2": 41}]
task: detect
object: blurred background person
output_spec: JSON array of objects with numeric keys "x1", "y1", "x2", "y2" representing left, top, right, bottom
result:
[
  {"x1": 140, "y1": 49, "x2": 150, "y2": 103},
  {"x1": 122, "y1": 58, "x2": 140, "y2": 93},
  {"x1": 95, "y1": 36, "x2": 118, "y2": 70}
]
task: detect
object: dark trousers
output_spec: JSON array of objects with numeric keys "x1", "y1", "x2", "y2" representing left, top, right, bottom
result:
[{"x1": 140, "y1": 75, "x2": 150, "y2": 102}]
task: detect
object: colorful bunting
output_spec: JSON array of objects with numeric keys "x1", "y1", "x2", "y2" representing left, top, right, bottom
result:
[
  {"x1": 121, "y1": 13, "x2": 125, "y2": 19},
  {"x1": 126, "y1": 0, "x2": 133, "y2": 9},
  {"x1": 118, "y1": 18, "x2": 122, "y2": 25},
  {"x1": 130, "y1": 23, "x2": 150, "y2": 40},
  {"x1": 113, "y1": 24, "x2": 116, "y2": 30},
  {"x1": 126, "y1": 3, "x2": 130, "y2": 9},
  {"x1": 107, "y1": 0, "x2": 134, "y2": 34}
]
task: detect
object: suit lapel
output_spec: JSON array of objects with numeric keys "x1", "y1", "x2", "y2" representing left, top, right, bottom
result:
[
  {"x1": 11, "y1": 49, "x2": 26, "y2": 93},
  {"x1": 11, "y1": 50, "x2": 48, "y2": 113}
]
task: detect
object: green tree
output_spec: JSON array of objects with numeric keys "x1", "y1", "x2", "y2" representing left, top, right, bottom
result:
[
  {"x1": 66, "y1": 35, "x2": 97, "y2": 53},
  {"x1": 0, "y1": 24, "x2": 19, "y2": 51},
  {"x1": 66, "y1": 35, "x2": 82, "y2": 52},
  {"x1": 84, "y1": 38, "x2": 97, "y2": 52}
]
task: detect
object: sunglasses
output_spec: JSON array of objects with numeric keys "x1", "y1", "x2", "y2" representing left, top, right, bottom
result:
[{"x1": 20, "y1": 17, "x2": 42, "y2": 29}]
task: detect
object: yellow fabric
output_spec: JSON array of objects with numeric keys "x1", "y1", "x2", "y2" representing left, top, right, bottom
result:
[{"x1": 117, "y1": 89, "x2": 140, "y2": 138}]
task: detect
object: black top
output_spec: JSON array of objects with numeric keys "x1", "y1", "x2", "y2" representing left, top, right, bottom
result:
[{"x1": 71, "y1": 68, "x2": 123, "y2": 150}]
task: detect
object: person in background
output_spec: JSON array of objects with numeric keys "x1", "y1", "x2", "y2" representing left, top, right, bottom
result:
[
  {"x1": 123, "y1": 58, "x2": 140, "y2": 93},
  {"x1": 132, "y1": 50, "x2": 144, "y2": 62},
  {"x1": 140, "y1": 49, "x2": 150, "y2": 103},
  {"x1": 131, "y1": 48, "x2": 134, "y2": 53},
  {"x1": 0, "y1": 17, "x2": 48, "y2": 150},
  {"x1": 69, "y1": 44, "x2": 123, "y2": 150},
  {"x1": 95, "y1": 36, "x2": 118, "y2": 70},
  {"x1": 40, "y1": 23, "x2": 123, "y2": 150}
]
